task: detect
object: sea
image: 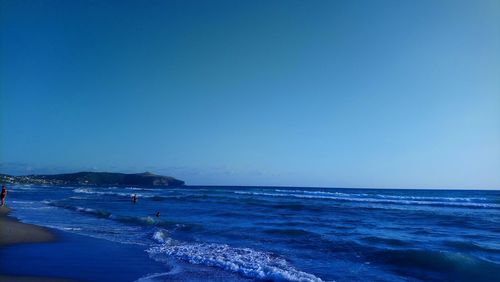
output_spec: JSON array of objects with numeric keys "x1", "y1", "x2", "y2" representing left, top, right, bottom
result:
[{"x1": 3, "y1": 185, "x2": 500, "y2": 282}]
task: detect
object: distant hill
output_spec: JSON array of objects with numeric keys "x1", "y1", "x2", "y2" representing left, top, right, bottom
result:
[{"x1": 0, "y1": 171, "x2": 185, "y2": 187}]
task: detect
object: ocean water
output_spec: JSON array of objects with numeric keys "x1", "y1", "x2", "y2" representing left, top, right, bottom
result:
[{"x1": 5, "y1": 185, "x2": 500, "y2": 282}]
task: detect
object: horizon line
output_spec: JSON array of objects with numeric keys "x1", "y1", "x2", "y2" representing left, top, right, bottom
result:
[{"x1": 2, "y1": 170, "x2": 498, "y2": 191}]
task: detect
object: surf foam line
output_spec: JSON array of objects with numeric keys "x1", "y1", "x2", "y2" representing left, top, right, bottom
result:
[
  {"x1": 72, "y1": 188, "x2": 164, "y2": 199},
  {"x1": 46, "y1": 202, "x2": 198, "y2": 234},
  {"x1": 235, "y1": 192, "x2": 500, "y2": 209},
  {"x1": 134, "y1": 267, "x2": 182, "y2": 282},
  {"x1": 73, "y1": 188, "x2": 135, "y2": 197},
  {"x1": 273, "y1": 189, "x2": 488, "y2": 202},
  {"x1": 148, "y1": 231, "x2": 324, "y2": 282}
]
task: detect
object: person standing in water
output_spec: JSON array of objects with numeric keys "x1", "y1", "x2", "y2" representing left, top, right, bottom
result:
[
  {"x1": 131, "y1": 194, "x2": 137, "y2": 203},
  {"x1": 1, "y1": 185, "x2": 7, "y2": 206}
]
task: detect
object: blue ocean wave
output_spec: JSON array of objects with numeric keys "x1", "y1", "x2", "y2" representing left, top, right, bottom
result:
[
  {"x1": 234, "y1": 191, "x2": 500, "y2": 208},
  {"x1": 148, "y1": 231, "x2": 324, "y2": 282}
]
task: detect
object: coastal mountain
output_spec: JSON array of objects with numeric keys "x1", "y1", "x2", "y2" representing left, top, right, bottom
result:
[{"x1": 0, "y1": 171, "x2": 185, "y2": 187}]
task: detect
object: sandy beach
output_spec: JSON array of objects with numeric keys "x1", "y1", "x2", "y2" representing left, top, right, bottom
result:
[
  {"x1": 0, "y1": 206, "x2": 55, "y2": 246},
  {"x1": 0, "y1": 206, "x2": 76, "y2": 282},
  {"x1": 0, "y1": 204, "x2": 175, "y2": 282}
]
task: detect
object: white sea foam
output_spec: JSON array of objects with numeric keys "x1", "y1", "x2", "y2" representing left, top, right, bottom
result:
[
  {"x1": 273, "y1": 189, "x2": 488, "y2": 202},
  {"x1": 235, "y1": 191, "x2": 499, "y2": 208},
  {"x1": 134, "y1": 272, "x2": 174, "y2": 282},
  {"x1": 23, "y1": 206, "x2": 55, "y2": 211},
  {"x1": 275, "y1": 189, "x2": 353, "y2": 197},
  {"x1": 134, "y1": 265, "x2": 182, "y2": 282},
  {"x1": 123, "y1": 187, "x2": 160, "y2": 191},
  {"x1": 147, "y1": 235, "x2": 324, "y2": 282},
  {"x1": 8, "y1": 200, "x2": 55, "y2": 211},
  {"x1": 69, "y1": 196, "x2": 89, "y2": 200},
  {"x1": 67, "y1": 206, "x2": 113, "y2": 218},
  {"x1": 76, "y1": 206, "x2": 95, "y2": 213},
  {"x1": 73, "y1": 188, "x2": 140, "y2": 197},
  {"x1": 9, "y1": 200, "x2": 36, "y2": 204},
  {"x1": 61, "y1": 227, "x2": 83, "y2": 231},
  {"x1": 142, "y1": 216, "x2": 157, "y2": 225},
  {"x1": 373, "y1": 194, "x2": 488, "y2": 202},
  {"x1": 10, "y1": 186, "x2": 37, "y2": 191},
  {"x1": 45, "y1": 225, "x2": 82, "y2": 231},
  {"x1": 152, "y1": 230, "x2": 172, "y2": 244}
]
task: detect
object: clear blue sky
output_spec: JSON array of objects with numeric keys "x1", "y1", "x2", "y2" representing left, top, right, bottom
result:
[{"x1": 1, "y1": 0, "x2": 499, "y2": 189}]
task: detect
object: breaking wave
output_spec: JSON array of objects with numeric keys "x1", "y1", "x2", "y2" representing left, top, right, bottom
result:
[
  {"x1": 148, "y1": 231, "x2": 324, "y2": 282},
  {"x1": 46, "y1": 202, "x2": 199, "y2": 233},
  {"x1": 73, "y1": 188, "x2": 134, "y2": 197},
  {"x1": 235, "y1": 191, "x2": 499, "y2": 209}
]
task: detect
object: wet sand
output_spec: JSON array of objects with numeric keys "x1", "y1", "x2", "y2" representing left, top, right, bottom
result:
[
  {"x1": 0, "y1": 206, "x2": 77, "y2": 282},
  {"x1": 0, "y1": 206, "x2": 55, "y2": 246},
  {"x1": 0, "y1": 206, "x2": 171, "y2": 281}
]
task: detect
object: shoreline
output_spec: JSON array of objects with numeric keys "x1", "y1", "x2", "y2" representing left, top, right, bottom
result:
[
  {"x1": 0, "y1": 206, "x2": 56, "y2": 246},
  {"x1": 0, "y1": 206, "x2": 77, "y2": 282},
  {"x1": 0, "y1": 205, "x2": 171, "y2": 282}
]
